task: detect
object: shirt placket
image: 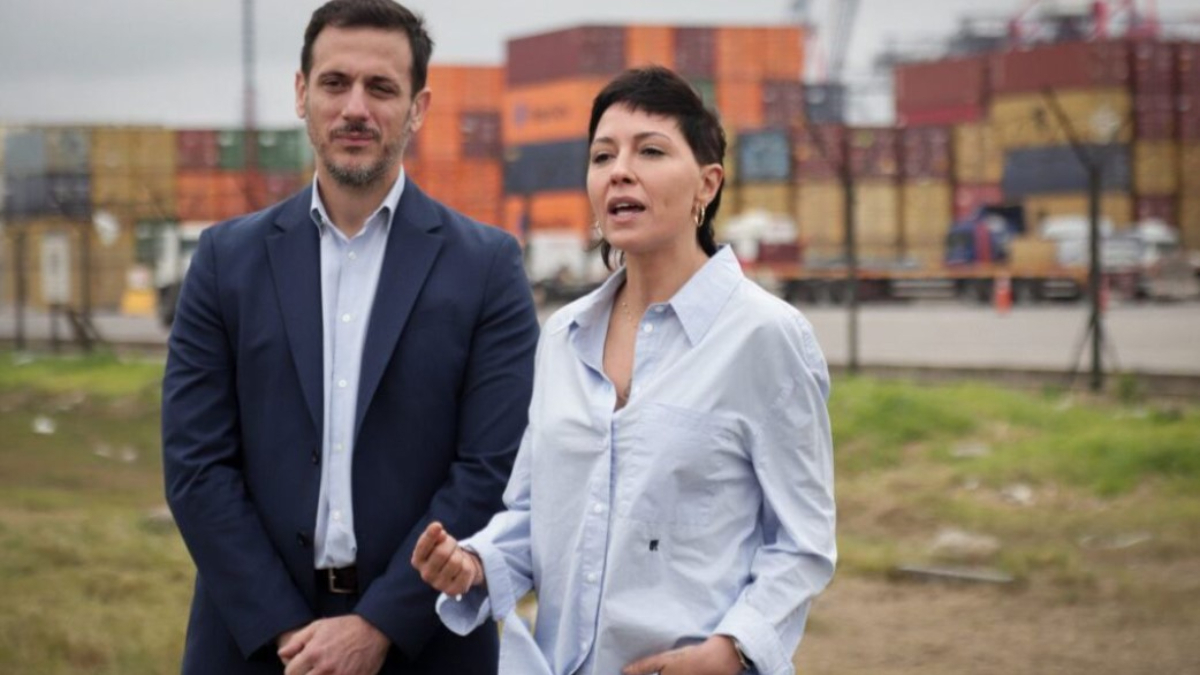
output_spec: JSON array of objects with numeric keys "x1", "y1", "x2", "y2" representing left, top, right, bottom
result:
[{"x1": 326, "y1": 236, "x2": 364, "y2": 562}]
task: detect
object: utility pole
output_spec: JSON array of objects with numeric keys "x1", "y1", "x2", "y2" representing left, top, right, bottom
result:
[
  {"x1": 243, "y1": 0, "x2": 259, "y2": 208},
  {"x1": 1040, "y1": 89, "x2": 1129, "y2": 393}
]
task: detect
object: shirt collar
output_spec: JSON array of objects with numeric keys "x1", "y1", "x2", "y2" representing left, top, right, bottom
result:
[
  {"x1": 563, "y1": 245, "x2": 744, "y2": 346},
  {"x1": 309, "y1": 167, "x2": 407, "y2": 235}
]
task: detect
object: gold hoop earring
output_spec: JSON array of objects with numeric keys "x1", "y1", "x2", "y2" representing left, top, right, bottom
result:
[
  {"x1": 592, "y1": 220, "x2": 603, "y2": 239},
  {"x1": 694, "y1": 203, "x2": 707, "y2": 228}
]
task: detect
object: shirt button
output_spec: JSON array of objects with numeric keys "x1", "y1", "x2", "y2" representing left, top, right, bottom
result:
[
  {"x1": 580, "y1": 640, "x2": 589, "y2": 651},
  {"x1": 332, "y1": 510, "x2": 342, "y2": 522},
  {"x1": 338, "y1": 379, "x2": 348, "y2": 388},
  {"x1": 586, "y1": 572, "x2": 598, "y2": 583},
  {"x1": 333, "y1": 442, "x2": 344, "y2": 453},
  {"x1": 654, "y1": 306, "x2": 666, "y2": 313},
  {"x1": 592, "y1": 504, "x2": 603, "y2": 514},
  {"x1": 341, "y1": 313, "x2": 352, "y2": 322},
  {"x1": 642, "y1": 323, "x2": 654, "y2": 334},
  {"x1": 348, "y1": 251, "x2": 358, "y2": 260}
]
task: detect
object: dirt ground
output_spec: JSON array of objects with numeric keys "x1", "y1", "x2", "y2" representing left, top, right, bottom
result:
[{"x1": 793, "y1": 566, "x2": 1200, "y2": 675}]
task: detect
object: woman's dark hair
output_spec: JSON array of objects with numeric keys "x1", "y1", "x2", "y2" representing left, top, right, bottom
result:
[
  {"x1": 301, "y1": 0, "x2": 434, "y2": 95},
  {"x1": 587, "y1": 66, "x2": 727, "y2": 269}
]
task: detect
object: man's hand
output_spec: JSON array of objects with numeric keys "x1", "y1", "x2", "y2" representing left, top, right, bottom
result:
[
  {"x1": 278, "y1": 615, "x2": 389, "y2": 675},
  {"x1": 410, "y1": 521, "x2": 485, "y2": 597},
  {"x1": 623, "y1": 635, "x2": 746, "y2": 675},
  {"x1": 277, "y1": 628, "x2": 302, "y2": 666}
]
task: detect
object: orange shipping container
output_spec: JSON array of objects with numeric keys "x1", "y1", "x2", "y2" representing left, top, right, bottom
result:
[
  {"x1": 764, "y1": 27, "x2": 804, "y2": 79},
  {"x1": 418, "y1": 112, "x2": 463, "y2": 162},
  {"x1": 426, "y1": 65, "x2": 504, "y2": 111},
  {"x1": 717, "y1": 80, "x2": 764, "y2": 130},
  {"x1": 176, "y1": 170, "x2": 252, "y2": 222},
  {"x1": 625, "y1": 25, "x2": 674, "y2": 70},
  {"x1": 504, "y1": 77, "x2": 612, "y2": 146},
  {"x1": 528, "y1": 190, "x2": 592, "y2": 235},
  {"x1": 717, "y1": 28, "x2": 768, "y2": 81},
  {"x1": 409, "y1": 159, "x2": 503, "y2": 226}
]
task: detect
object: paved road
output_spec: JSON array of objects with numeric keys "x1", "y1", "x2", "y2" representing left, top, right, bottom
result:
[{"x1": 3, "y1": 300, "x2": 1198, "y2": 376}]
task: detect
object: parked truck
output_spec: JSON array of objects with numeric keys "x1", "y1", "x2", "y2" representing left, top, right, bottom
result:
[{"x1": 736, "y1": 205, "x2": 1184, "y2": 305}]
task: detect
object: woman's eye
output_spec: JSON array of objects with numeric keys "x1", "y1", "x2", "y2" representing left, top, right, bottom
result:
[{"x1": 591, "y1": 152, "x2": 612, "y2": 164}]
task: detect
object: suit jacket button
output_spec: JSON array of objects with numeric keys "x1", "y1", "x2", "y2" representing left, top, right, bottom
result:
[
  {"x1": 311, "y1": 448, "x2": 320, "y2": 465},
  {"x1": 297, "y1": 531, "x2": 310, "y2": 548}
]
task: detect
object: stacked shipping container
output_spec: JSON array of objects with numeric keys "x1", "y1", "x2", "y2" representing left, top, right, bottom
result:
[{"x1": 502, "y1": 24, "x2": 804, "y2": 240}]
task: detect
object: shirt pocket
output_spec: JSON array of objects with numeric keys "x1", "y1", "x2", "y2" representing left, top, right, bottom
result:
[{"x1": 615, "y1": 402, "x2": 736, "y2": 527}]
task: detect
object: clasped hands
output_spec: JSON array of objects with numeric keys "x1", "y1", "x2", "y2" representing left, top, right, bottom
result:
[{"x1": 410, "y1": 522, "x2": 746, "y2": 675}]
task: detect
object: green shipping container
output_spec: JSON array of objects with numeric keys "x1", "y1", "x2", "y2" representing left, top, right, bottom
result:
[
  {"x1": 257, "y1": 129, "x2": 311, "y2": 171},
  {"x1": 217, "y1": 130, "x2": 246, "y2": 170}
]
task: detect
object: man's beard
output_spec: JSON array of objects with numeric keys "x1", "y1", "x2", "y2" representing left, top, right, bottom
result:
[{"x1": 308, "y1": 103, "x2": 412, "y2": 189}]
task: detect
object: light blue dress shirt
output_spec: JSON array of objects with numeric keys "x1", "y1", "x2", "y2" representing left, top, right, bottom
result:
[
  {"x1": 309, "y1": 171, "x2": 406, "y2": 569},
  {"x1": 437, "y1": 246, "x2": 837, "y2": 675}
]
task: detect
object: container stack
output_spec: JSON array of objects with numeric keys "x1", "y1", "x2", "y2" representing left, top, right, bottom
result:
[
  {"x1": 175, "y1": 128, "x2": 308, "y2": 224},
  {"x1": 1179, "y1": 43, "x2": 1200, "y2": 247},
  {"x1": 501, "y1": 24, "x2": 804, "y2": 241},
  {"x1": 407, "y1": 65, "x2": 505, "y2": 227}
]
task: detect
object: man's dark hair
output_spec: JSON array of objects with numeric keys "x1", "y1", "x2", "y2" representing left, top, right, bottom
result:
[
  {"x1": 588, "y1": 66, "x2": 727, "y2": 269},
  {"x1": 301, "y1": 0, "x2": 434, "y2": 94}
]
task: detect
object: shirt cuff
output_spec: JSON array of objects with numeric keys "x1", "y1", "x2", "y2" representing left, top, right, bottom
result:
[
  {"x1": 435, "y1": 535, "x2": 521, "y2": 635},
  {"x1": 714, "y1": 603, "x2": 793, "y2": 675}
]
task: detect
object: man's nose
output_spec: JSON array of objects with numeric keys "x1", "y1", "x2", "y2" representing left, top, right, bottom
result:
[{"x1": 341, "y1": 84, "x2": 369, "y2": 120}]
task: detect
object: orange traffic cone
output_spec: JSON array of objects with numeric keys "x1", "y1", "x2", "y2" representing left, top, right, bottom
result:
[{"x1": 994, "y1": 274, "x2": 1012, "y2": 315}]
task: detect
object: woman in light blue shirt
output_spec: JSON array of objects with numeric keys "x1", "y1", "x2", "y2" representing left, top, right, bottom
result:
[{"x1": 412, "y1": 66, "x2": 836, "y2": 675}]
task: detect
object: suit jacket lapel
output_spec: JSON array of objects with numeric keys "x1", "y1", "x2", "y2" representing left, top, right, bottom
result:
[
  {"x1": 355, "y1": 181, "x2": 444, "y2": 438},
  {"x1": 266, "y1": 186, "x2": 324, "y2": 436}
]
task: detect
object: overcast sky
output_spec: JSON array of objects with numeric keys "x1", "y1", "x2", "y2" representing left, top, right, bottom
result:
[{"x1": 0, "y1": 0, "x2": 1196, "y2": 127}]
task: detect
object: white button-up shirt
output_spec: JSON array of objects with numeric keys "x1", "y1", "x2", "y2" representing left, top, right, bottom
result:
[
  {"x1": 309, "y1": 171, "x2": 405, "y2": 569},
  {"x1": 438, "y1": 246, "x2": 837, "y2": 675}
]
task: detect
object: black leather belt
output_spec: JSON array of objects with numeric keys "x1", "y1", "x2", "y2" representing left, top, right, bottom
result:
[{"x1": 317, "y1": 566, "x2": 358, "y2": 594}]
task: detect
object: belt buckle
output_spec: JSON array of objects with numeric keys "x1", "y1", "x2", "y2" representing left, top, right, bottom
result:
[{"x1": 326, "y1": 567, "x2": 355, "y2": 595}]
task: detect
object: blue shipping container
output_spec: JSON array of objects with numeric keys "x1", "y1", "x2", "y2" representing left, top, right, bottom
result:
[
  {"x1": 504, "y1": 138, "x2": 589, "y2": 194},
  {"x1": 737, "y1": 129, "x2": 792, "y2": 182},
  {"x1": 47, "y1": 173, "x2": 92, "y2": 218},
  {"x1": 3, "y1": 129, "x2": 47, "y2": 176},
  {"x1": 4, "y1": 175, "x2": 51, "y2": 215},
  {"x1": 45, "y1": 128, "x2": 92, "y2": 172},
  {"x1": 1001, "y1": 144, "x2": 1131, "y2": 198}
]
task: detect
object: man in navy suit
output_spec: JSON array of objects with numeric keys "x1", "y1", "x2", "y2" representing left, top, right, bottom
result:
[{"x1": 161, "y1": 1, "x2": 539, "y2": 673}]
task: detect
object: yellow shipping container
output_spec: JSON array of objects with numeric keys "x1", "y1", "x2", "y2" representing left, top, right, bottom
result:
[
  {"x1": 953, "y1": 122, "x2": 1003, "y2": 184},
  {"x1": 91, "y1": 170, "x2": 176, "y2": 222},
  {"x1": 1180, "y1": 143, "x2": 1200, "y2": 194},
  {"x1": 1133, "y1": 141, "x2": 1179, "y2": 196},
  {"x1": 1023, "y1": 192, "x2": 1134, "y2": 231},
  {"x1": 504, "y1": 77, "x2": 612, "y2": 146},
  {"x1": 0, "y1": 217, "x2": 134, "y2": 311},
  {"x1": 1181, "y1": 195, "x2": 1200, "y2": 251},
  {"x1": 798, "y1": 179, "x2": 899, "y2": 249},
  {"x1": 91, "y1": 127, "x2": 176, "y2": 172},
  {"x1": 1009, "y1": 236, "x2": 1059, "y2": 272},
  {"x1": 991, "y1": 88, "x2": 1132, "y2": 149},
  {"x1": 901, "y1": 181, "x2": 953, "y2": 249},
  {"x1": 734, "y1": 182, "x2": 796, "y2": 219}
]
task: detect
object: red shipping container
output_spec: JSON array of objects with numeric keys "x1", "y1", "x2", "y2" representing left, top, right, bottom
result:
[
  {"x1": 1134, "y1": 93, "x2": 1176, "y2": 140},
  {"x1": 954, "y1": 183, "x2": 1004, "y2": 221},
  {"x1": 1180, "y1": 43, "x2": 1200, "y2": 96},
  {"x1": 176, "y1": 130, "x2": 220, "y2": 170},
  {"x1": 989, "y1": 41, "x2": 1131, "y2": 95},
  {"x1": 895, "y1": 56, "x2": 988, "y2": 117},
  {"x1": 461, "y1": 111, "x2": 502, "y2": 159},
  {"x1": 506, "y1": 27, "x2": 625, "y2": 87},
  {"x1": 794, "y1": 125, "x2": 845, "y2": 180},
  {"x1": 898, "y1": 105, "x2": 985, "y2": 128},
  {"x1": 901, "y1": 126, "x2": 952, "y2": 179},
  {"x1": 1131, "y1": 39, "x2": 1176, "y2": 96},
  {"x1": 1181, "y1": 93, "x2": 1200, "y2": 142},
  {"x1": 1134, "y1": 195, "x2": 1177, "y2": 225},
  {"x1": 250, "y1": 172, "x2": 305, "y2": 210},
  {"x1": 762, "y1": 80, "x2": 806, "y2": 129},
  {"x1": 674, "y1": 27, "x2": 716, "y2": 79}
]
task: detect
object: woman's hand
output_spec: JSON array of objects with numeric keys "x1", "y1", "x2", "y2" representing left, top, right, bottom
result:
[
  {"x1": 623, "y1": 635, "x2": 746, "y2": 675},
  {"x1": 410, "y1": 521, "x2": 486, "y2": 597}
]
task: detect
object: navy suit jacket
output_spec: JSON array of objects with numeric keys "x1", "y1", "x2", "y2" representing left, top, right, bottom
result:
[{"x1": 162, "y1": 181, "x2": 539, "y2": 674}]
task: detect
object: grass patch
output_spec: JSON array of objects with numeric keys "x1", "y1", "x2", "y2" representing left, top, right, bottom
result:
[{"x1": 3, "y1": 352, "x2": 1200, "y2": 673}]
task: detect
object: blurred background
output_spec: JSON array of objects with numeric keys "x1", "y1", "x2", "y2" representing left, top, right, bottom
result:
[{"x1": 1, "y1": 1, "x2": 1198, "y2": 673}]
